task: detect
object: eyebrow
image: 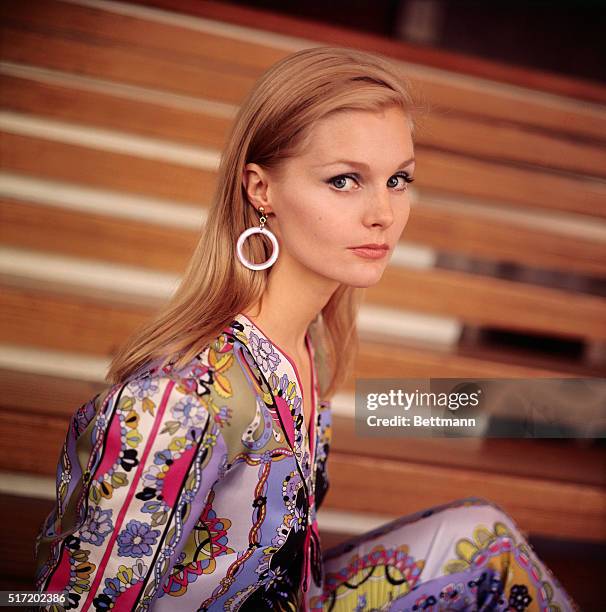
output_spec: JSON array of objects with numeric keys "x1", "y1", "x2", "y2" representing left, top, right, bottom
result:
[{"x1": 314, "y1": 157, "x2": 415, "y2": 170}]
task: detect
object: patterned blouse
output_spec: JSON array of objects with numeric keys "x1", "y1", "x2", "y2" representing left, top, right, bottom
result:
[{"x1": 34, "y1": 312, "x2": 332, "y2": 611}]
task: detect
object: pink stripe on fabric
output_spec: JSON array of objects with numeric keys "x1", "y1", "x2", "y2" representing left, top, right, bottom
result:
[
  {"x1": 301, "y1": 332, "x2": 318, "y2": 607},
  {"x1": 81, "y1": 379, "x2": 176, "y2": 610}
]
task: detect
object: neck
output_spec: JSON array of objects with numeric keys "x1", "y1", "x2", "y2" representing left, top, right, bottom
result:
[{"x1": 241, "y1": 254, "x2": 339, "y2": 360}]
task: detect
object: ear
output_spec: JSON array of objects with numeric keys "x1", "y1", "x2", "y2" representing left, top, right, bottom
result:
[{"x1": 242, "y1": 163, "x2": 273, "y2": 214}]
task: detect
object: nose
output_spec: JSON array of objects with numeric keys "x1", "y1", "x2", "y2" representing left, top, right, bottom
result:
[{"x1": 364, "y1": 189, "x2": 395, "y2": 228}]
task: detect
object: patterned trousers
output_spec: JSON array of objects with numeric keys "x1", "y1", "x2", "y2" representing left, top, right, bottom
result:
[{"x1": 308, "y1": 496, "x2": 580, "y2": 612}]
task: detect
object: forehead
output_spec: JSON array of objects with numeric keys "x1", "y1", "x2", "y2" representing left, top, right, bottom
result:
[{"x1": 300, "y1": 107, "x2": 413, "y2": 159}]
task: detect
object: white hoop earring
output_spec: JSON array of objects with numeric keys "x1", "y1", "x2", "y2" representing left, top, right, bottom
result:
[{"x1": 236, "y1": 206, "x2": 280, "y2": 270}]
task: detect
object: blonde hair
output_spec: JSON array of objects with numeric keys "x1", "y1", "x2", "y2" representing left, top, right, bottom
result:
[{"x1": 105, "y1": 45, "x2": 423, "y2": 401}]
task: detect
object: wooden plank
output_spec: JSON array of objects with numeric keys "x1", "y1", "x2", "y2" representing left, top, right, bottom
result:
[
  {"x1": 1, "y1": 280, "x2": 602, "y2": 413},
  {"x1": 0, "y1": 25, "x2": 255, "y2": 105},
  {"x1": 2, "y1": 198, "x2": 604, "y2": 278},
  {"x1": 129, "y1": 0, "x2": 606, "y2": 107},
  {"x1": 416, "y1": 148, "x2": 606, "y2": 218},
  {"x1": 0, "y1": 73, "x2": 233, "y2": 151},
  {"x1": 419, "y1": 112, "x2": 606, "y2": 179},
  {"x1": 0, "y1": 493, "x2": 52, "y2": 586},
  {"x1": 0, "y1": 132, "x2": 214, "y2": 205},
  {"x1": 0, "y1": 198, "x2": 197, "y2": 274},
  {"x1": 0, "y1": 368, "x2": 106, "y2": 419},
  {"x1": 3, "y1": 131, "x2": 605, "y2": 218},
  {"x1": 352, "y1": 339, "x2": 604, "y2": 380},
  {"x1": 0, "y1": 0, "x2": 284, "y2": 75},
  {"x1": 322, "y1": 451, "x2": 606, "y2": 542},
  {"x1": 330, "y1": 415, "x2": 605, "y2": 488},
  {"x1": 407, "y1": 202, "x2": 606, "y2": 277},
  {"x1": 0, "y1": 410, "x2": 69, "y2": 475},
  {"x1": 1, "y1": 2, "x2": 605, "y2": 140},
  {"x1": 0, "y1": 283, "x2": 154, "y2": 356},
  {"x1": 1, "y1": 268, "x2": 605, "y2": 359},
  {"x1": 412, "y1": 78, "x2": 606, "y2": 142},
  {"x1": 3, "y1": 72, "x2": 605, "y2": 179},
  {"x1": 369, "y1": 266, "x2": 606, "y2": 341}
]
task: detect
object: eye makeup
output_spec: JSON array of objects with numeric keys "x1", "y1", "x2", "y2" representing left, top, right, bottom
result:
[{"x1": 325, "y1": 171, "x2": 414, "y2": 190}]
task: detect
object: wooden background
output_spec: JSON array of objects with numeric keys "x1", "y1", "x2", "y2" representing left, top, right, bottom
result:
[{"x1": 0, "y1": 0, "x2": 604, "y2": 607}]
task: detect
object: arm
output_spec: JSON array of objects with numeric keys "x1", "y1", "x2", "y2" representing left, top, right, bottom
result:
[{"x1": 33, "y1": 373, "x2": 228, "y2": 611}]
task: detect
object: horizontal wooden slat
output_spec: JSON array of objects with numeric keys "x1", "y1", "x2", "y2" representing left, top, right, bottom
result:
[
  {"x1": 330, "y1": 415, "x2": 605, "y2": 488},
  {"x1": 414, "y1": 78, "x2": 606, "y2": 142},
  {"x1": 0, "y1": 410, "x2": 71, "y2": 474},
  {"x1": 2, "y1": 0, "x2": 606, "y2": 140},
  {"x1": 131, "y1": 0, "x2": 606, "y2": 108},
  {"x1": 322, "y1": 451, "x2": 606, "y2": 542},
  {"x1": 0, "y1": 24, "x2": 256, "y2": 106},
  {"x1": 0, "y1": 493, "x2": 51, "y2": 587},
  {"x1": 0, "y1": 283, "x2": 154, "y2": 357},
  {"x1": 3, "y1": 131, "x2": 605, "y2": 218},
  {"x1": 368, "y1": 266, "x2": 606, "y2": 341},
  {"x1": 407, "y1": 202, "x2": 606, "y2": 277},
  {"x1": 352, "y1": 339, "x2": 604, "y2": 380},
  {"x1": 0, "y1": 0, "x2": 284, "y2": 76},
  {"x1": 2, "y1": 269, "x2": 605, "y2": 360},
  {"x1": 0, "y1": 132, "x2": 213, "y2": 204},
  {"x1": 0, "y1": 198, "x2": 198, "y2": 273},
  {"x1": 417, "y1": 148, "x2": 606, "y2": 218},
  {"x1": 1, "y1": 281, "x2": 603, "y2": 380},
  {"x1": 0, "y1": 73, "x2": 233, "y2": 151},
  {"x1": 419, "y1": 112, "x2": 606, "y2": 179},
  {"x1": 3, "y1": 72, "x2": 605, "y2": 180},
  {"x1": 2, "y1": 198, "x2": 604, "y2": 279},
  {"x1": 0, "y1": 368, "x2": 106, "y2": 419}
]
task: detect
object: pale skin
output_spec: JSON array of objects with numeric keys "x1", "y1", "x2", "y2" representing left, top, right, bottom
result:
[{"x1": 242, "y1": 104, "x2": 415, "y2": 426}]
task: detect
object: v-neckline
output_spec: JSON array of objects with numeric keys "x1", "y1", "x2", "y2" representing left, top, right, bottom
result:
[{"x1": 236, "y1": 312, "x2": 317, "y2": 438}]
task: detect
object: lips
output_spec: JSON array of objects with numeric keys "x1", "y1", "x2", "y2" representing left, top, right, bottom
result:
[
  {"x1": 349, "y1": 243, "x2": 388, "y2": 250},
  {"x1": 349, "y1": 245, "x2": 389, "y2": 260}
]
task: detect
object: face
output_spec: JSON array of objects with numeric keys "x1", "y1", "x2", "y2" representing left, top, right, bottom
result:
[{"x1": 243, "y1": 105, "x2": 415, "y2": 289}]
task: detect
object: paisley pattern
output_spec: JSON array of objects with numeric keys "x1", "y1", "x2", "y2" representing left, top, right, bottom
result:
[
  {"x1": 34, "y1": 313, "x2": 328, "y2": 611},
  {"x1": 308, "y1": 497, "x2": 580, "y2": 611},
  {"x1": 33, "y1": 312, "x2": 579, "y2": 611}
]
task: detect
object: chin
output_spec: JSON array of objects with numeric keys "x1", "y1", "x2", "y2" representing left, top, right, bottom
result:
[
  {"x1": 317, "y1": 258, "x2": 387, "y2": 287},
  {"x1": 341, "y1": 270, "x2": 386, "y2": 288}
]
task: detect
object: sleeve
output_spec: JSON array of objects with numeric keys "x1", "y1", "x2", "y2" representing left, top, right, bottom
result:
[{"x1": 33, "y1": 374, "x2": 228, "y2": 611}]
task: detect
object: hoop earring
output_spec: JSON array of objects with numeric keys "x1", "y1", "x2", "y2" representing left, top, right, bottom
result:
[{"x1": 236, "y1": 206, "x2": 280, "y2": 270}]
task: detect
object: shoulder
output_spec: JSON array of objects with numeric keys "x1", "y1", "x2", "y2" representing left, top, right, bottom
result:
[
  {"x1": 124, "y1": 322, "x2": 256, "y2": 400},
  {"x1": 105, "y1": 323, "x2": 262, "y2": 449}
]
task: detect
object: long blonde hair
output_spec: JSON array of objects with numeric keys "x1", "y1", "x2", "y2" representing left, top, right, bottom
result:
[{"x1": 105, "y1": 46, "x2": 423, "y2": 401}]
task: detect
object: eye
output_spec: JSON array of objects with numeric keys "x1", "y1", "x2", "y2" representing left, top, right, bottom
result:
[
  {"x1": 326, "y1": 174, "x2": 359, "y2": 191},
  {"x1": 388, "y1": 172, "x2": 415, "y2": 191},
  {"x1": 326, "y1": 172, "x2": 415, "y2": 192}
]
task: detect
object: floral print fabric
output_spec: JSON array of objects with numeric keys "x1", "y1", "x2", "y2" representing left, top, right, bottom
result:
[
  {"x1": 308, "y1": 497, "x2": 580, "y2": 611},
  {"x1": 34, "y1": 313, "x2": 328, "y2": 610},
  {"x1": 33, "y1": 312, "x2": 579, "y2": 611}
]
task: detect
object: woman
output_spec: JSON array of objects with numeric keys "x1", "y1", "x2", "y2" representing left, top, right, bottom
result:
[{"x1": 33, "y1": 47, "x2": 578, "y2": 611}]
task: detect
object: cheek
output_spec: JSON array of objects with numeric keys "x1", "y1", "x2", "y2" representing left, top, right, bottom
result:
[
  {"x1": 394, "y1": 200, "x2": 412, "y2": 232},
  {"x1": 301, "y1": 208, "x2": 351, "y2": 251},
  {"x1": 281, "y1": 195, "x2": 340, "y2": 245}
]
